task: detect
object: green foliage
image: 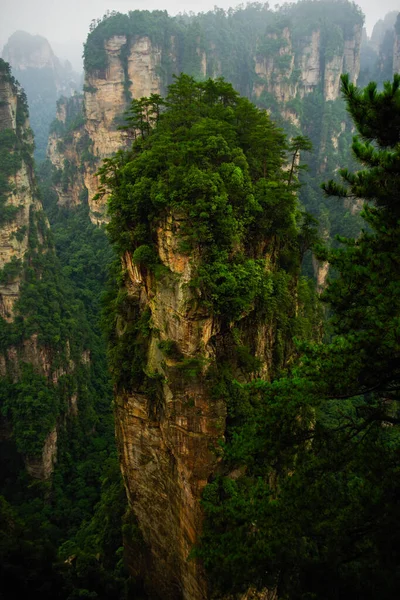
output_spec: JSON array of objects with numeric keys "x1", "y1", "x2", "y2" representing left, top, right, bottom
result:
[
  {"x1": 284, "y1": 0, "x2": 363, "y2": 42},
  {"x1": 0, "y1": 256, "x2": 22, "y2": 285},
  {"x1": 258, "y1": 34, "x2": 287, "y2": 57},
  {"x1": 0, "y1": 493, "x2": 66, "y2": 599},
  {"x1": 50, "y1": 96, "x2": 86, "y2": 139},
  {"x1": 61, "y1": 159, "x2": 78, "y2": 192},
  {"x1": 11, "y1": 225, "x2": 28, "y2": 242},
  {"x1": 0, "y1": 204, "x2": 100, "y2": 459},
  {"x1": 0, "y1": 57, "x2": 132, "y2": 599},
  {"x1": 57, "y1": 457, "x2": 139, "y2": 600},
  {"x1": 103, "y1": 75, "x2": 298, "y2": 317},
  {"x1": 157, "y1": 339, "x2": 182, "y2": 359},
  {"x1": 0, "y1": 63, "x2": 34, "y2": 227},
  {"x1": 0, "y1": 146, "x2": 124, "y2": 597},
  {"x1": 132, "y1": 244, "x2": 158, "y2": 268},
  {"x1": 0, "y1": 128, "x2": 24, "y2": 224},
  {"x1": 318, "y1": 74, "x2": 400, "y2": 394},
  {"x1": 119, "y1": 94, "x2": 166, "y2": 140},
  {"x1": 296, "y1": 92, "x2": 364, "y2": 246},
  {"x1": 101, "y1": 75, "x2": 319, "y2": 410},
  {"x1": 103, "y1": 286, "x2": 151, "y2": 391},
  {"x1": 174, "y1": 356, "x2": 208, "y2": 379},
  {"x1": 82, "y1": 2, "x2": 362, "y2": 101},
  {"x1": 198, "y1": 74, "x2": 400, "y2": 600},
  {"x1": 84, "y1": 10, "x2": 172, "y2": 74},
  {"x1": 0, "y1": 366, "x2": 59, "y2": 456}
]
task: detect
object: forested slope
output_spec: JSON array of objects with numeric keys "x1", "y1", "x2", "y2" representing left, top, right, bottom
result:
[
  {"x1": 47, "y1": 0, "x2": 364, "y2": 264},
  {"x1": 198, "y1": 73, "x2": 400, "y2": 600},
  {"x1": 0, "y1": 58, "x2": 134, "y2": 600},
  {"x1": 1, "y1": 1, "x2": 399, "y2": 599},
  {"x1": 100, "y1": 73, "x2": 320, "y2": 600}
]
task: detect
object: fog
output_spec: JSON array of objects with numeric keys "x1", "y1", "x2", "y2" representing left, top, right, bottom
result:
[{"x1": 1, "y1": 0, "x2": 399, "y2": 70}]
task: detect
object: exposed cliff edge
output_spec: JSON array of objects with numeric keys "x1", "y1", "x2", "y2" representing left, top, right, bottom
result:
[
  {"x1": 394, "y1": 14, "x2": 400, "y2": 75},
  {"x1": 0, "y1": 63, "x2": 39, "y2": 318},
  {"x1": 47, "y1": 3, "x2": 363, "y2": 227},
  {"x1": 253, "y1": 22, "x2": 361, "y2": 106},
  {"x1": 47, "y1": 32, "x2": 163, "y2": 223},
  {"x1": 102, "y1": 76, "x2": 315, "y2": 599},
  {"x1": 0, "y1": 60, "x2": 90, "y2": 479}
]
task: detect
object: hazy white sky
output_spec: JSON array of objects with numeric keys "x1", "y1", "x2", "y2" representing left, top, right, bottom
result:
[{"x1": 1, "y1": 0, "x2": 399, "y2": 69}]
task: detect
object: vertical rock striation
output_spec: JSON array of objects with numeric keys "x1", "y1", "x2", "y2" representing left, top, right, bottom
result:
[
  {"x1": 103, "y1": 78, "x2": 305, "y2": 599},
  {"x1": 47, "y1": 5, "x2": 364, "y2": 224},
  {"x1": 0, "y1": 61, "x2": 39, "y2": 319},
  {"x1": 0, "y1": 60, "x2": 90, "y2": 479},
  {"x1": 48, "y1": 34, "x2": 162, "y2": 223},
  {"x1": 45, "y1": 4, "x2": 365, "y2": 593},
  {"x1": 394, "y1": 15, "x2": 400, "y2": 74},
  {"x1": 115, "y1": 232, "x2": 225, "y2": 599},
  {"x1": 253, "y1": 24, "x2": 362, "y2": 108}
]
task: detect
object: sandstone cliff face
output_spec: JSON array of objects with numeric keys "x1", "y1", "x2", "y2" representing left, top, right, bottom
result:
[
  {"x1": 0, "y1": 61, "x2": 84, "y2": 479},
  {"x1": 393, "y1": 21, "x2": 400, "y2": 74},
  {"x1": 25, "y1": 425, "x2": 58, "y2": 479},
  {"x1": 48, "y1": 35, "x2": 162, "y2": 223},
  {"x1": 45, "y1": 13, "x2": 364, "y2": 587},
  {"x1": 252, "y1": 21, "x2": 362, "y2": 287},
  {"x1": 48, "y1": 16, "x2": 363, "y2": 223},
  {"x1": 47, "y1": 8, "x2": 362, "y2": 596},
  {"x1": 47, "y1": 94, "x2": 87, "y2": 209},
  {"x1": 114, "y1": 198, "x2": 286, "y2": 599},
  {"x1": 115, "y1": 219, "x2": 225, "y2": 599},
  {"x1": 253, "y1": 24, "x2": 361, "y2": 107},
  {"x1": 83, "y1": 35, "x2": 158, "y2": 220},
  {"x1": 0, "y1": 66, "x2": 39, "y2": 319}
]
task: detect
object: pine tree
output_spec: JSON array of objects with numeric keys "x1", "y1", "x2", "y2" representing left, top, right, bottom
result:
[
  {"x1": 198, "y1": 75, "x2": 400, "y2": 600},
  {"x1": 318, "y1": 73, "x2": 400, "y2": 405}
]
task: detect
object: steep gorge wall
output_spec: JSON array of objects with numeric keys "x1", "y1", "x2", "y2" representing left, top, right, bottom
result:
[
  {"x1": 115, "y1": 239, "x2": 225, "y2": 599},
  {"x1": 0, "y1": 60, "x2": 89, "y2": 479},
  {"x1": 45, "y1": 6, "x2": 364, "y2": 594},
  {"x1": 394, "y1": 15, "x2": 400, "y2": 74},
  {"x1": 0, "y1": 68, "x2": 39, "y2": 319},
  {"x1": 48, "y1": 4, "x2": 363, "y2": 226},
  {"x1": 115, "y1": 213, "x2": 284, "y2": 600},
  {"x1": 103, "y1": 75, "x2": 314, "y2": 599},
  {"x1": 253, "y1": 24, "x2": 361, "y2": 107},
  {"x1": 47, "y1": 34, "x2": 162, "y2": 223},
  {"x1": 359, "y1": 11, "x2": 400, "y2": 87}
]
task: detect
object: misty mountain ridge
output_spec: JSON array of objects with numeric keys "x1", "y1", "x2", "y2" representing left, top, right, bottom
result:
[{"x1": 1, "y1": 30, "x2": 82, "y2": 161}]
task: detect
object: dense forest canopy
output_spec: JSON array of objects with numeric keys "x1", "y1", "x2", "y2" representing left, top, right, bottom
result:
[
  {"x1": 0, "y1": 59, "x2": 134, "y2": 600},
  {"x1": 198, "y1": 73, "x2": 400, "y2": 600},
  {"x1": 99, "y1": 67, "x2": 400, "y2": 598},
  {"x1": 80, "y1": 0, "x2": 368, "y2": 267},
  {"x1": 99, "y1": 74, "x2": 317, "y2": 389},
  {"x1": 0, "y1": 1, "x2": 399, "y2": 598}
]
